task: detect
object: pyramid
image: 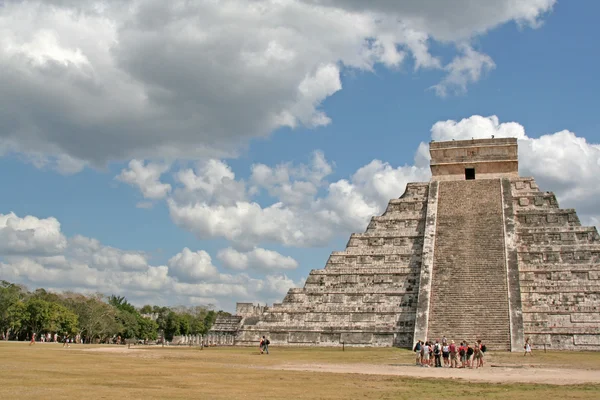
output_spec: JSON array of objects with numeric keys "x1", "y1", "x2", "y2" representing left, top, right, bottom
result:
[{"x1": 228, "y1": 138, "x2": 600, "y2": 351}]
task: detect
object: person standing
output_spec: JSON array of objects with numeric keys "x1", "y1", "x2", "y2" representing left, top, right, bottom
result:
[
  {"x1": 259, "y1": 336, "x2": 264, "y2": 354},
  {"x1": 449, "y1": 340, "x2": 458, "y2": 368},
  {"x1": 263, "y1": 336, "x2": 270, "y2": 354},
  {"x1": 466, "y1": 342, "x2": 474, "y2": 368},
  {"x1": 442, "y1": 342, "x2": 450, "y2": 367},
  {"x1": 413, "y1": 340, "x2": 422, "y2": 366},
  {"x1": 524, "y1": 337, "x2": 533, "y2": 356},
  {"x1": 433, "y1": 340, "x2": 442, "y2": 368},
  {"x1": 477, "y1": 339, "x2": 486, "y2": 367},
  {"x1": 421, "y1": 341, "x2": 430, "y2": 367},
  {"x1": 29, "y1": 333, "x2": 36, "y2": 346}
]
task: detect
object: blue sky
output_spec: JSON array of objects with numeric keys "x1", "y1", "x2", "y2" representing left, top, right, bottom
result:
[{"x1": 1, "y1": 0, "x2": 599, "y2": 311}]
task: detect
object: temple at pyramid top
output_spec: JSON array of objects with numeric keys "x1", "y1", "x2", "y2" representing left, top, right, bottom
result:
[{"x1": 429, "y1": 137, "x2": 518, "y2": 181}]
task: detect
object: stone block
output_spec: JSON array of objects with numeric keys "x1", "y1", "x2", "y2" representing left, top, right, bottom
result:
[
  {"x1": 574, "y1": 335, "x2": 600, "y2": 346},
  {"x1": 340, "y1": 332, "x2": 373, "y2": 344},
  {"x1": 289, "y1": 332, "x2": 320, "y2": 343},
  {"x1": 589, "y1": 271, "x2": 600, "y2": 280}
]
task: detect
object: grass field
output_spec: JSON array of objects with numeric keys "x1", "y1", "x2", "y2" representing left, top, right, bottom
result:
[{"x1": 1, "y1": 342, "x2": 599, "y2": 399}]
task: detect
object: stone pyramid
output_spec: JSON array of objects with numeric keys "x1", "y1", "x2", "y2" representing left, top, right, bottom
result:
[{"x1": 230, "y1": 138, "x2": 600, "y2": 351}]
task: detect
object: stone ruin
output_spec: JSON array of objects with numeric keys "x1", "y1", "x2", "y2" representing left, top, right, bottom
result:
[{"x1": 213, "y1": 138, "x2": 600, "y2": 351}]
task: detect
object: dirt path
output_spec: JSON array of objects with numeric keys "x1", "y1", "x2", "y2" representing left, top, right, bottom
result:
[
  {"x1": 270, "y1": 362, "x2": 600, "y2": 385},
  {"x1": 79, "y1": 346, "x2": 600, "y2": 385}
]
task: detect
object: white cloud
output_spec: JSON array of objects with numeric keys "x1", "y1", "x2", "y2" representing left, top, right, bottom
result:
[
  {"x1": 166, "y1": 113, "x2": 600, "y2": 249},
  {"x1": 0, "y1": 0, "x2": 555, "y2": 168},
  {"x1": 0, "y1": 212, "x2": 68, "y2": 255},
  {"x1": 217, "y1": 247, "x2": 298, "y2": 271},
  {"x1": 167, "y1": 247, "x2": 219, "y2": 282},
  {"x1": 0, "y1": 212, "x2": 301, "y2": 310},
  {"x1": 303, "y1": 0, "x2": 556, "y2": 41},
  {"x1": 432, "y1": 45, "x2": 495, "y2": 97},
  {"x1": 116, "y1": 159, "x2": 171, "y2": 199},
  {"x1": 168, "y1": 153, "x2": 430, "y2": 247}
]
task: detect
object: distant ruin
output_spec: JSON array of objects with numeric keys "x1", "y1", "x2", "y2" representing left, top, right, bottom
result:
[{"x1": 212, "y1": 138, "x2": 600, "y2": 351}]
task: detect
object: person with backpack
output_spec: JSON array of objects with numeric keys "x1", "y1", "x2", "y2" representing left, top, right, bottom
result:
[
  {"x1": 433, "y1": 340, "x2": 442, "y2": 367},
  {"x1": 413, "y1": 340, "x2": 422, "y2": 366},
  {"x1": 262, "y1": 335, "x2": 270, "y2": 354},
  {"x1": 466, "y1": 342, "x2": 474, "y2": 368},
  {"x1": 477, "y1": 339, "x2": 486, "y2": 368}
]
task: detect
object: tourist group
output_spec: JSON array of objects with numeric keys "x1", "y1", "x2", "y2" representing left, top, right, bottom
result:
[{"x1": 413, "y1": 338, "x2": 486, "y2": 368}]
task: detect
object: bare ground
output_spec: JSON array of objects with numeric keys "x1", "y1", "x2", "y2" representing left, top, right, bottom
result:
[
  {"x1": 82, "y1": 346, "x2": 600, "y2": 385},
  {"x1": 272, "y1": 362, "x2": 600, "y2": 385}
]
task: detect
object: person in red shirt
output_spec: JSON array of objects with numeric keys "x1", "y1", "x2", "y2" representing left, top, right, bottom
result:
[
  {"x1": 458, "y1": 342, "x2": 467, "y2": 368},
  {"x1": 449, "y1": 340, "x2": 458, "y2": 368}
]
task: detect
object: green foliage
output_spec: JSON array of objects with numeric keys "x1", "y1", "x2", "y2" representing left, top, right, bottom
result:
[{"x1": 0, "y1": 281, "x2": 228, "y2": 342}]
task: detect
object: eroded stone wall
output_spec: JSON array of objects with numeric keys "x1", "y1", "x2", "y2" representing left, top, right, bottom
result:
[
  {"x1": 235, "y1": 183, "x2": 430, "y2": 347},
  {"x1": 512, "y1": 177, "x2": 600, "y2": 350}
]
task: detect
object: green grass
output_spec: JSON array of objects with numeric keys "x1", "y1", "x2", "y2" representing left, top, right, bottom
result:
[{"x1": 1, "y1": 342, "x2": 599, "y2": 399}]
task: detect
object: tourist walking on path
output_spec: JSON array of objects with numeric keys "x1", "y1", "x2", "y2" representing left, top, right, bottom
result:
[
  {"x1": 259, "y1": 337, "x2": 264, "y2": 354},
  {"x1": 29, "y1": 333, "x2": 36, "y2": 346},
  {"x1": 262, "y1": 336, "x2": 270, "y2": 354},
  {"x1": 524, "y1": 337, "x2": 533, "y2": 356}
]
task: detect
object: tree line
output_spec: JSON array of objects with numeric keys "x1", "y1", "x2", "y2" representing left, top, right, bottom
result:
[{"x1": 0, "y1": 280, "x2": 230, "y2": 343}]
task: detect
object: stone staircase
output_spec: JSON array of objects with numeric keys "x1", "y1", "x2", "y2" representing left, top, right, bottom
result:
[{"x1": 426, "y1": 179, "x2": 511, "y2": 350}]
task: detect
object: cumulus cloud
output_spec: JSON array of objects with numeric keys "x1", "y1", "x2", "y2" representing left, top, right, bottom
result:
[
  {"x1": 168, "y1": 151, "x2": 428, "y2": 248},
  {"x1": 167, "y1": 247, "x2": 219, "y2": 282},
  {"x1": 116, "y1": 159, "x2": 172, "y2": 199},
  {"x1": 0, "y1": 0, "x2": 555, "y2": 168},
  {"x1": 0, "y1": 213, "x2": 67, "y2": 255},
  {"x1": 217, "y1": 247, "x2": 298, "y2": 272},
  {"x1": 163, "y1": 113, "x2": 600, "y2": 249},
  {"x1": 0, "y1": 212, "x2": 301, "y2": 309},
  {"x1": 432, "y1": 45, "x2": 495, "y2": 97}
]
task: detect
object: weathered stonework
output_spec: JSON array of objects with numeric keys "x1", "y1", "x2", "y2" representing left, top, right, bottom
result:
[{"x1": 227, "y1": 138, "x2": 599, "y2": 351}]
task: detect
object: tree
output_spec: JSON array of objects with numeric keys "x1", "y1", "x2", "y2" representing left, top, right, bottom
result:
[
  {"x1": 202, "y1": 310, "x2": 217, "y2": 334},
  {"x1": 49, "y1": 303, "x2": 79, "y2": 335},
  {"x1": 4, "y1": 301, "x2": 26, "y2": 339},
  {"x1": 0, "y1": 281, "x2": 27, "y2": 339},
  {"x1": 108, "y1": 295, "x2": 137, "y2": 314},
  {"x1": 23, "y1": 298, "x2": 53, "y2": 335},
  {"x1": 63, "y1": 294, "x2": 118, "y2": 343},
  {"x1": 137, "y1": 315, "x2": 159, "y2": 340},
  {"x1": 164, "y1": 311, "x2": 181, "y2": 340},
  {"x1": 139, "y1": 305, "x2": 153, "y2": 314}
]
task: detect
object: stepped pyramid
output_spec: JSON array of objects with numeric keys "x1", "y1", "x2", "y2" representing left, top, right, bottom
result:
[{"x1": 230, "y1": 138, "x2": 600, "y2": 351}]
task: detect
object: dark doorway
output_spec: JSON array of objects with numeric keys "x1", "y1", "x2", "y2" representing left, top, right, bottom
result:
[{"x1": 465, "y1": 168, "x2": 475, "y2": 180}]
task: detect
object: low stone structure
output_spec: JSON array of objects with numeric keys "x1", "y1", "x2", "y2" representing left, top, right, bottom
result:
[{"x1": 225, "y1": 138, "x2": 599, "y2": 350}]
